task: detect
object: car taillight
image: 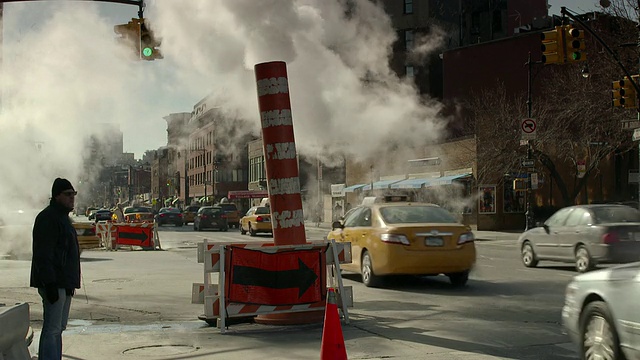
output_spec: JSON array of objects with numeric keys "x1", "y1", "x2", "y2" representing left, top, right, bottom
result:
[
  {"x1": 201, "y1": 215, "x2": 208, "y2": 219},
  {"x1": 160, "y1": 214, "x2": 166, "y2": 217},
  {"x1": 380, "y1": 233, "x2": 410, "y2": 245},
  {"x1": 221, "y1": 214, "x2": 227, "y2": 219},
  {"x1": 602, "y1": 232, "x2": 619, "y2": 244},
  {"x1": 178, "y1": 213, "x2": 183, "y2": 217},
  {"x1": 256, "y1": 216, "x2": 264, "y2": 222},
  {"x1": 457, "y1": 232, "x2": 475, "y2": 245}
]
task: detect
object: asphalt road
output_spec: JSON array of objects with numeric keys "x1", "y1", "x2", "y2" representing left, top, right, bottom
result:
[{"x1": 0, "y1": 221, "x2": 582, "y2": 359}]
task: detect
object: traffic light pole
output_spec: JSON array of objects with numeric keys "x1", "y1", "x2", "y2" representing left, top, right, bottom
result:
[{"x1": 524, "y1": 52, "x2": 542, "y2": 231}]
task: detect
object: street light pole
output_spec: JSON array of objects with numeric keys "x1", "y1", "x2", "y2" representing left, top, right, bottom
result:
[{"x1": 524, "y1": 52, "x2": 540, "y2": 231}]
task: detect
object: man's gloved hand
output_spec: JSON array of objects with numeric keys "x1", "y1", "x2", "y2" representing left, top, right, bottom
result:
[
  {"x1": 45, "y1": 284, "x2": 59, "y2": 304},
  {"x1": 66, "y1": 288, "x2": 75, "y2": 297}
]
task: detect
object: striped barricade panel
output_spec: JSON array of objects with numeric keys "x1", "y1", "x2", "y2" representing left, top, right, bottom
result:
[
  {"x1": 192, "y1": 283, "x2": 218, "y2": 304},
  {"x1": 222, "y1": 300, "x2": 326, "y2": 319}
]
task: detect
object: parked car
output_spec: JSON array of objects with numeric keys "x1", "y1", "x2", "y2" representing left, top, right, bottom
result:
[
  {"x1": 326, "y1": 197, "x2": 476, "y2": 287},
  {"x1": 518, "y1": 204, "x2": 640, "y2": 273},
  {"x1": 85, "y1": 207, "x2": 98, "y2": 218},
  {"x1": 123, "y1": 206, "x2": 154, "y2": 223},
  {"x1": 92, "y1": 209, "x2": 113, "y2": 222},
  {"x1": 240, "y1": 206, "x2": 272, "y2": 236},
  {"x1": 562, "y1": 262, "x2": 640, "y2": 360},
  {"x1": 183, "y1": 205, "x2": 201, "y2": 225},
  {"x1": 194, "y1": 206, "x2": 228, "y2": 231},
  {"x1": 216, "y1": 202, "x2": 240, "y2": 228},
  {"x1": 155, "y1": 207, "x2": 184, "y2": 226}
]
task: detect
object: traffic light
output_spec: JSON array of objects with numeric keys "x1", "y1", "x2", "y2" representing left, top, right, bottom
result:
[
  {"x1": 564, "y1": 25, "x2": 586, "y2": 63},
  {"x1": 541, "y1": 26, "x2": 565, "y2": 65},
  {"x1": 114, "y1": 19, "x2": 141, "y2": 59},
  {"x1": 612, "y1": 76, "x2": 638, "y2": 108},
  {"x1": 139, "y1": 19, "x2": 162, "y2": 61}
]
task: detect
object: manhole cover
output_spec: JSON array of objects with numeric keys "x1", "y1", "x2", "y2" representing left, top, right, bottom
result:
[
  {"x1": 92, "y1": 278, "x2": 133, "y2": 283},
  {"x1": 123, "y1": 345, "x2": 198, "y2": 356}
]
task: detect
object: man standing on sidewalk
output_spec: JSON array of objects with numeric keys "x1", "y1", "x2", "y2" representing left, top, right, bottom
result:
[{"x1": 30, "y1": 178, "x2": 81, "y2": 360}]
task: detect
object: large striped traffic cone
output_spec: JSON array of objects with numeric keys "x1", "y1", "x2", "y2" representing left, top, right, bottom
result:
[{"x1": 320, "y1": 288, "x2": 348, "y2": 360}]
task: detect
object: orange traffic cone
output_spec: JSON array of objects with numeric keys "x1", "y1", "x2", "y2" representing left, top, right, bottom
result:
[{"x1": 320, "y1": 288, "x2": 348, "y2": 360}]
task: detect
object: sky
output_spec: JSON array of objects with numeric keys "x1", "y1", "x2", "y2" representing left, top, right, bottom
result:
[{"x1": 547, "y1": 0, "x2": 599, "y2": 15}]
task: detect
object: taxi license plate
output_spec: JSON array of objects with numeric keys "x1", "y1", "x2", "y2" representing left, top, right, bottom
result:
[{"x1": 425, "y1": 237, "x2": 444, "y2": 247}]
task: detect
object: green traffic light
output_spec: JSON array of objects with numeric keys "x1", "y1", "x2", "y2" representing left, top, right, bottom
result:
[
  {"x1": 572, "y1": 52, "x2": 581, "y2": 60},
  {"x1": 142, "y1": 47, "x2": 153, "y2": 57}
]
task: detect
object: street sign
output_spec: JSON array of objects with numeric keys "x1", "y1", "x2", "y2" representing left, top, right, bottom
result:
[
  {"x1": 521, "y1": 159, "x2": 535, "y2": 167},
  {"x1": 228, "y1": 247, "x2": 322, "y2": 305},
  {"x1": 531, "y1": 173, "x2": 539, "y2": 190},
  {"x1": 116, "y1": 225, "x2": 153, "y2": 247},
  {"x1": 633, "y1": 128, "x2": 640, "y2": 141},
  {"x1": 521, "y1": 118, "x2": 537, "y2": 140}
]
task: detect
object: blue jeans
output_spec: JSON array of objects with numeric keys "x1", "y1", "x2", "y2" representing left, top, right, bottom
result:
[{"x1": 37, "y1": 288, "x2": 72, "y2": 360}]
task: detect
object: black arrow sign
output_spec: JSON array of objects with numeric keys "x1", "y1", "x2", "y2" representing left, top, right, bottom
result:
[
  {"x1": 118, "y1": 231, "x2": 148, "y2": 242},
  {"x1": 232, "y1": 258, "x2": 318, "y2": 298}
]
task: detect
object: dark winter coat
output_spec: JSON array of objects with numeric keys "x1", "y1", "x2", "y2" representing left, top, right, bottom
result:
[{"x1": 30, "y1": 200, "x2": 81, "y2": 289}]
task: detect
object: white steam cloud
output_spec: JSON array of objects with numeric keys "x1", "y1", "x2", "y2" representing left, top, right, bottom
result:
[{"x1": 0, "y1": 0, "x2": 448, "y2": 257}]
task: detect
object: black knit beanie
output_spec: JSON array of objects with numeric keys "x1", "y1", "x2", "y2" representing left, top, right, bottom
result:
[{"x1": 52, "y1": 178, "x2": 74, "y2": 197}]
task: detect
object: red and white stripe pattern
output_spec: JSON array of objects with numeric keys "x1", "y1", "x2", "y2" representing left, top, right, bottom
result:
[
  {"x1": 96, "y1": 222, "x2": 158, "y2": 250},
  {"x1": 197, "y1": 240, "x2": 352, "y2": 272},
  {"x1": 255, "y1": 61, "x2": 306, "y2": 245}
]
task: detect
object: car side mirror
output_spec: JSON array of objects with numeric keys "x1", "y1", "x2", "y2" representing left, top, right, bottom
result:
[
  {"x1": 543, "y1": 224, "x2": 550, "y2": 234},
  {"x1": 331, "y1": 221, "x2": 343, "y2": 230}
]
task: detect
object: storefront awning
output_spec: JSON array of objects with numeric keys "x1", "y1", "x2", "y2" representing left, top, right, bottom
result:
[
  {"x1": 343, "y1": 184, "x2": 366, "y2": 193},
  {"x1": 390, "y1": 178, "x2": 434, "y2": 189},
  {"x1": 228, "y1": 190, "x2": 268, "y2": 199},
  {"x1": 361, "y1": 179, "x2": 404, "y2": 191},
  {"x1": 425, "y1": 173, "x2": 472, "y2": 187}
]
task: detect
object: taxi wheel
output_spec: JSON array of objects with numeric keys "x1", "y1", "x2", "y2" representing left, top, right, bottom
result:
[
  {"x1": 361, "y1": 251, "x2": 381, "y2": 287},
  {"x1": 249, "y1": 225, "x2": 257, "y2": 237},
  {"x1": 448, "y1": 271, "x2": 469, "y2": 287}
]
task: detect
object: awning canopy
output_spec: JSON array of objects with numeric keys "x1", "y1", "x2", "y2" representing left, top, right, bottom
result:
[
  {"x1": 390, "y1": 178, "x2": 434, "y2": 189},
  {"x1": 361, "y1": 179, "x2": 404, "y2": 191},
  {"x1": 426, "y1": 173, "x2": 472, "y2": 186},
  {"x1": 343, "y1": 184, "x2": 366, "y2": 193}
]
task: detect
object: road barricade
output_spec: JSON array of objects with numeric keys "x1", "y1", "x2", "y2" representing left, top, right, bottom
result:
[
  {"x1": 0, "y1": 302, "x2": 31, "y2": 360},
  {"x1": 192, "y1": 239, "x2": 353, "y2": 333},
  {"x1": 96, "y1": 222, "x2": 160, "y2": 250}
]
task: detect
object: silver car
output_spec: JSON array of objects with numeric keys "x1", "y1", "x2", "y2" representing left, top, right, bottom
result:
[
  {"x1": 562, "y1": 262, "x2": 640, "y2": 360},
  {"x1": 518, "y1": 204, "x2": 640, "y2": 272}
]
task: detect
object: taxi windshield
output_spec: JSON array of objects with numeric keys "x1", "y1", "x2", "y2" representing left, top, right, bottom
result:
[{"x1": 379, "y1": 205, "x2": 457, "y2": 224}]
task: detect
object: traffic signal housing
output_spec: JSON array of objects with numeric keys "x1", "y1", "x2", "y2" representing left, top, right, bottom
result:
[
  {"x1": 139, "y1": 19, "x2": 162, "y2": 61},
  {"x1": 612, "y1": 75, "x2": 638, "y2": 109},
  {"x1": 541, "y1": 26, "x2": 565, "y2": 65},
  {"x1": 114, "y1": 19, "x2": 141, "y2": 59},
  {"x1": 564, "y1": 26, "x2": 586, "y2": 63}
]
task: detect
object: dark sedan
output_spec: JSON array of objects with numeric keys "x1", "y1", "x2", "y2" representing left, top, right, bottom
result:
[
  {"x1": 194, "y1": 206, "x2": 228, "y2": 231},
  {"x1": 93, "y1": 209, "x2": 113, "y2": 222},
  {"x1": 155, "y1": 207, "x2": 183, "y2": 226},
  {"x1": 518, "y1": 204, "x2": 640, "y2": 272}
]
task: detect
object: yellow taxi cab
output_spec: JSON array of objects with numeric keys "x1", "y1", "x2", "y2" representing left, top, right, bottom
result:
[
  {"x1": 123, "y1": 206, "x2": 155, "y2": 223},
  {"x1": 327, "y1": 196, "x2": 476, "y2": 287},
  {"x1": 183, "y1": 205, "x2": 201, "y2": 225},
  {"x1": 240, "y1": 205, "x2": 272, "y2": 236}
]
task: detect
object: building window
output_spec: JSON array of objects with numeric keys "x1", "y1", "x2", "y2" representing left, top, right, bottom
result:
[
  {"x1": 405, "y1": 29, "x2": 414, "y2": 50},
  {"x1": 406, "y1": 66, "x2": 415, "y2": 78},
  {"x1": 492, "y1": 10, "x2": 502, "y2": 32},
  {"x1": 404, "y1": 0, "x2": 413, "y2": 14}
]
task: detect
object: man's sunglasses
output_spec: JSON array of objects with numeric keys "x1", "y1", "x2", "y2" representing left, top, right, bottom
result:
[{"x1": 61, "y1": 191, "x2": 78, "y2": 197}]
